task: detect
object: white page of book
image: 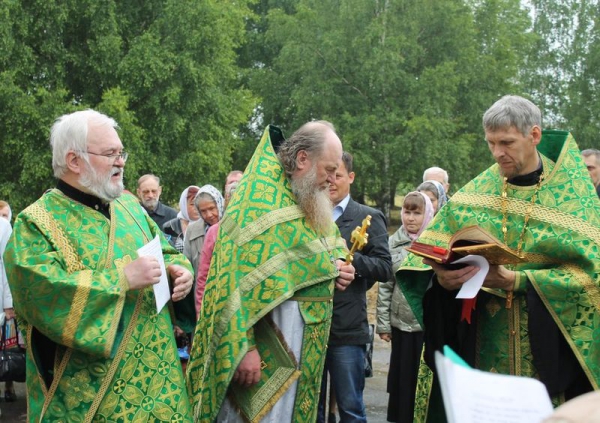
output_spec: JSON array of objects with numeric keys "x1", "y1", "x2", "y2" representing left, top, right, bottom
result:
[{"x1": 435, "y1": 351, "x2": 554, "y2": 423}]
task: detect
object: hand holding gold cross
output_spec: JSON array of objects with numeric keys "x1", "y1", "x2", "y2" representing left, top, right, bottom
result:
[{"x1": 344, "y1": 215, "x2": 372, "y2": 264}]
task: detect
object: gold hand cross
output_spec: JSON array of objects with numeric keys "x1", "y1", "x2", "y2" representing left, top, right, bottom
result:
[{"x1": 345, "y1": 215, "x2": 371, "y2": 264}]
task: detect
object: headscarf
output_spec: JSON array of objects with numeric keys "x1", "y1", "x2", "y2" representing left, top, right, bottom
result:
[
  {"x1": 418, "y1": 180, "x2": 448, "y2": 212},
  {"x1": 195, "y1": 184, "x2": 225, "y2": 224},
  {"x1": 177, "y1": 185, "x2": 200, "y2": 221},
  {"x1": 402, "y1": 191, "x2": 434, "y2": 240}
]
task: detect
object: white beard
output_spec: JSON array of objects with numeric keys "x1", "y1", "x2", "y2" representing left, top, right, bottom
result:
[{"x1": 80, "y1": 160, "x2": 124, "y2": 202}]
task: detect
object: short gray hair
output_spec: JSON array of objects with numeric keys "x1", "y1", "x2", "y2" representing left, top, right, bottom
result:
[
  {"x1": 582, "y1": 149, "x2": 600, "y2": 166},
  {"x1": 277, "y1": 120, "x2": 336, "y2": 176},
  {"x1": 50, "y1": 109, "x2": 119, "y2": 178},
  {"x1": 137, "y1": 174, "x2": 160, "y2": 188},
  {"x1": 482, "y1": 95, "x2": 542, "y2": 137},
  {"x1": 423, "y1": 166, "x2": 448, "y2": 183}
]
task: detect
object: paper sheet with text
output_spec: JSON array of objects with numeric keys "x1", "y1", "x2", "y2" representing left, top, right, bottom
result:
[
  {"x1": 137, "y1": 235, "x2": 170, "y2": 313},
  {"x1": 435, "y1": 350, "x2": 553, "y2": 423}
]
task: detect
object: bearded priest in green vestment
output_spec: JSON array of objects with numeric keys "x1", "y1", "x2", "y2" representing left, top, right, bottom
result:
[
  {"x1": 4, "y1": 110, "x2": 195, "y2": 422},
  {"x1": 186, "y1": 121, "x2": 356, "y2": 423},
  {"x1": 398, "y1": 95, "x2": 600, "y2": 422}
]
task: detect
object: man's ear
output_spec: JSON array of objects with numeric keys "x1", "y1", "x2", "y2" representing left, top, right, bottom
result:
[
  {"x1": 531, "y1": 125, "x2": 542, "y2": 146},
  {"x1": 66, "y1": 151, "x2": 84, "y2": 174},
  {"x1": 348, "y1": 171, "x2": 355, "y2": 184},
  {"x1": 296, "y1": 150, "x2": 310, "y2": 171}
]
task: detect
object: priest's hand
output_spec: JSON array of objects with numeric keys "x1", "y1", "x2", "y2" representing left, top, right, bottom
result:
[
  {"x1": 482, "y1": 265, "x2": 515, "y2": 291},
  {"x1": 335, "y1": 260, "x2": 355, "y2": 291},
  {"x1": 233, "y1": 349, "x2": 261, "y2": 387},
  {"x1": 168, "y1": 264, "x2": 193, "y2": 302},
  {"x1": 423, "y1": 258, "x2": 479, "y2": 291},
  {"x1": 124, "y1": 256, "x2": 162, "y2": 290}
]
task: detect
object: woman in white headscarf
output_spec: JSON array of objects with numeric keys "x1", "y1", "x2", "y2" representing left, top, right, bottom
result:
[{"x1": 163, "y1": 186, "x2": 200, "y2": 253}]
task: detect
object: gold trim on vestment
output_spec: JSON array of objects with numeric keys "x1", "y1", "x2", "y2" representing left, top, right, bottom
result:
[
  {"x1": 513, "y1": 297, "x2": 521, "y2": 375},
  {"x1": 528, "y1": 266, "x2": 599, "y2": 389},
  {"x1": 85, "y1": 291, "x2": 146, "y2": 422},
  {"x1": 288, "y1": 296, "x2": 333, "y2": 302},
  {"x1": 63, "y1": 271, "x2": 93, "y2": 348},
  {"x1": 28, "y1": 196, "x2": 85, "y2": 274},
  {"x1": 451, "y1": 192, "x2": 600, "y2": 245},
  {"x1": 28, "y1": 201, "x2": 88, "y2": 349},
  {"x1": 222, "y1": 205, "x2": 305, "y2": 246},
  {"x1": 239, "y1": 236, "x2": 339, "y2": 295},
  {"x1": 40, "y1": 348, "x2": 73, "y2": 419},
  {"x1": 211, "y1": 289, "x2": 242, "y2": 354}
]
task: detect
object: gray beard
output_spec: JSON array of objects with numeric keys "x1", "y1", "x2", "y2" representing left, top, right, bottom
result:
[
  {"x1": 80, "y1": 161, "x2": 124, "y2": 202},
  {"x1": 142, "y1": 198, "x2": 159, "y2": 211},
  {"x1": 291, "y1": 168, "x2": 333, "y2": 236}
]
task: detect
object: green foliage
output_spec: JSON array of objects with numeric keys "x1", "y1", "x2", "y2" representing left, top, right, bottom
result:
[
  {"x1": 245, "y1": 0, "x2": 533, "y2": 215},
  {"x1": 0, "y1": 0, "x2": 597, "y2": 216},
  {"x1": 523, "y1": 0, "x2": 600, "y2": 148},
  {"x1": 0, "y1": 0, "x2": 256, "y2": 211}
]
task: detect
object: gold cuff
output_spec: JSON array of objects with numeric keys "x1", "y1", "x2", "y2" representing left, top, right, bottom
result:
[{"x1": 513, "y1": 271, "x2": 523, "y2": 292}]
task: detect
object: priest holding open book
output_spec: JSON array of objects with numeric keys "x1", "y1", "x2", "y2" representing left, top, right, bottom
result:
[{"x1": 397, "y1": 95, "x2": 600, "y2": 422}]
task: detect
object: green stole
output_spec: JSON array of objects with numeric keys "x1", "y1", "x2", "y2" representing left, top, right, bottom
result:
[
  {"x1": 185, "y1": 126, "x2": 345, "y2": 423},
  {"x1": 398, "y1": 131, "x2": 600, "y2": 420},
  {"x1": 5, "y1": 191, "x2": 192, "y2": 422}
]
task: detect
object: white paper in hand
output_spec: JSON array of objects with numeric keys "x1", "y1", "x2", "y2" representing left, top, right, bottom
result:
[
  {"x1": 453, "y1": 254, "x2": 490, "y2": 299},
  {"x1": 137, "y1": 235, "x2": 170, "y2": 313},
  {"x1": 435, "y1": 350, "x2": 553, "y2": 423}
]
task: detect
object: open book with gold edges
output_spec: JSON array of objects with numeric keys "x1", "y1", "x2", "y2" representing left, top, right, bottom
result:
[{"x1": 406, "y1": 225, "x2": 526, "y2": 266}]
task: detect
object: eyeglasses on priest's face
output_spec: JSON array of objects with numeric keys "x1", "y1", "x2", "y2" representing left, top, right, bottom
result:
[{"x1": 81, "y1": 150, "x2": 129, "y2": 163}]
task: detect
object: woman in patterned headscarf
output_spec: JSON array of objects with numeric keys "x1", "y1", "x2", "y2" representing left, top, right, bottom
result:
[
  {"x1": 194, "y1": 181, "x2": 238, "y2": 315},
  {"x1": 183, "y1": 185, "x2": 224, "y2": 277},
  {"x1": 417, "y1": 180, "x2": 447, "y2": 214}
]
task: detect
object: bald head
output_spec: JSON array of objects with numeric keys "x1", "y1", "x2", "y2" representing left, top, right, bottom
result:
[
  {"x1": 277, "y1": 121, "x2": 340, "y2": 177},
  {"x1": 423, "y1": 166, "x2": 450, "y2": 193}
]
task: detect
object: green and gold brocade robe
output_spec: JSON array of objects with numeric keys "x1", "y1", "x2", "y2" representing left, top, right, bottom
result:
[
  {"x1": 5, "y1": 190, "x2": 193, "y2": 423},
  {"x1": 186, "y1": 126, "x2": 346, "y2": 423},
  {"x1": 398, "y1": 130, "x2": 600, "y2": 422}
]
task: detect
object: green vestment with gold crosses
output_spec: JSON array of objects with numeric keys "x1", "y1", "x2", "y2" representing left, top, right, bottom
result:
[
  {"x1": 5, "y1": 190, "x2": 193, "y2": 423},
  {"x1": 185, "y1": 126, "x2": 346, "y2": 423},
  {"x1": 398, "y1": 130, "x2": 600, "y2": 422}
]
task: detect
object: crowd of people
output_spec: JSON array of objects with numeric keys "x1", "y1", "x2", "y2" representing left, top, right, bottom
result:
[{"x1": 0, "y1": 94, "x2": 599, "y2": 422}]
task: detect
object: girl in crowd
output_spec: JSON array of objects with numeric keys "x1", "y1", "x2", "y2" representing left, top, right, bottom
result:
[
  {"x1": 376, "y1": 191, "x2": 434, "y2": 423},
  {"x1": 163, "y1": 185, "x2": 200, "y2": 253},
  {"x1": 417, "y1": 180, "x2": 447, "y2": 213}
]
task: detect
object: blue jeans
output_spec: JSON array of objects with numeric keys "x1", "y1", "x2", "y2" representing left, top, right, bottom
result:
[{"x1": 317, "y1": 344, "x2": 367, "y2": 423}]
